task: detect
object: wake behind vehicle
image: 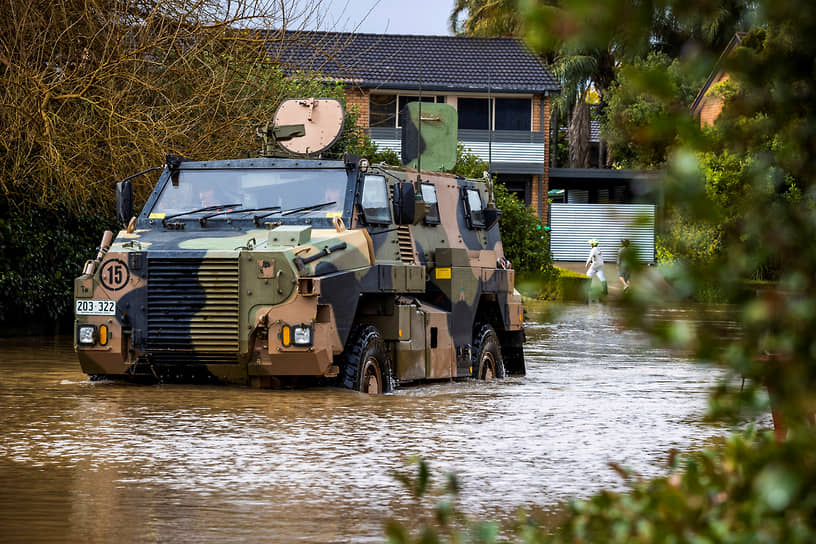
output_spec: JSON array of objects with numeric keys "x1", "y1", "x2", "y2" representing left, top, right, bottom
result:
[{"x1": 74, "y1": 98, "x2": 525, "y2": 393}]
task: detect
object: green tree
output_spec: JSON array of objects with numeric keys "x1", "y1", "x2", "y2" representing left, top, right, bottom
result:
[
  {"x1": 521, "y1": 0, "x2": 754, "y2": 167},
  {"x1": 449, "y1": 0, "x2": 520, "y2": 36},
  {"x1": 601, "y1": 52, "x2": 704, "y2": 169}
]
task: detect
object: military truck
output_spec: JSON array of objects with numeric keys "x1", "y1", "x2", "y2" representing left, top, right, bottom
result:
[{"x1": 74, "y1": 98, "x2": 525, "y2": 393}]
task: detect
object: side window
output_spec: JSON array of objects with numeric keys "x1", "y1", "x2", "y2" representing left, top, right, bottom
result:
[
  {"x1": 420, "y1": 183, "x2": 440, "y2": 225},
  {"x1": 361, "y1": 175, "x2": 392, "y2": 224},
  {"x1": 464, "y1": 188, "x2": 485, "y2": 229}
]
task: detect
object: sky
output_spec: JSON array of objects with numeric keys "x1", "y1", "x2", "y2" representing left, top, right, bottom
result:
[{"x1": 305, "y1": 0, "x2": 455, "y2": 35}]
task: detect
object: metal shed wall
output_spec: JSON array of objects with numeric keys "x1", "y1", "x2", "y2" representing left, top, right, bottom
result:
[{"x1": 549, "y1": 203, "x2": 655, "y2": 262}]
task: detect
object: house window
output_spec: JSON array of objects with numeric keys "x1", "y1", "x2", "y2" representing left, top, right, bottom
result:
[
  {"x1": 494, "y1": 98, "x2": 531, "y2": 131},
  {"x1": 369, "y1": 94, "x2": 446, "y2": 128},
  {"x1": 458, "y1": 98, "x2": 491, "y2": 130},
  {"x1": 458, "y1": 97, "x2": 532, "y2": 131},
  {"x1": 496, "y1": 174, "x2": 530, "y2": 205},
  {"x1": 370, "y1": 95, "x2": 397, "y2": 127}
]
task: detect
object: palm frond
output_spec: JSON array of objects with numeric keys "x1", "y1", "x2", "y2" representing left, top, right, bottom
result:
[{"x1": 553, "y1": 54, "x2": 598, "y2": 83}]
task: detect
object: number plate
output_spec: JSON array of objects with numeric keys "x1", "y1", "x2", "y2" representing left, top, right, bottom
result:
[{"x1": 75, "y1": 299, "x2": 117, "y2": 315}]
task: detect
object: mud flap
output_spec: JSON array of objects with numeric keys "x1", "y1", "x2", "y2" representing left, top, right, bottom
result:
[{"x1": 499, "y1": 329, "x2": 526, "y2": 376}]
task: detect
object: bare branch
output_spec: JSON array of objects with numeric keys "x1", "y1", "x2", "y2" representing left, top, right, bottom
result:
[{"x1": 0, "y1": 0, "x2": 346, "y2": 213}]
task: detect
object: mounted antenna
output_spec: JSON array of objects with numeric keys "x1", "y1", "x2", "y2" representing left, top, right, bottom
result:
[
  {"x1": 488, "y1": 64, "x2": 493, "y2": 176},
  {"x1": 257, "y1": 98, "x2": 344, "y2": 157},
  {"x1": 416, "y1": 64, "x2": 423, "y2": 180}
]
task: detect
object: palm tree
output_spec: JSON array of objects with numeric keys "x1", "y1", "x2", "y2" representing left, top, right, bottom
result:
[
  {"x1": 451, "y1": 0, "x2": 753, "y2": 168},
  {"x1": 449, "y1": 0, "x2": 519, "y2": 37},
  {"x1": 551, "y1": 48, "x2": 616, "y2": 168}
]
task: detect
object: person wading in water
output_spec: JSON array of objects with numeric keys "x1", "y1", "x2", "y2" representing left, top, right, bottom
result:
[{"x1": 585, "y1": 239, "x2": 608, "y2": 296}]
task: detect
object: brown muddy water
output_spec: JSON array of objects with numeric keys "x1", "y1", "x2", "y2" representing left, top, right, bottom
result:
[{"x1": 0, "y1": 304, "x2": 768, "y2": 543}]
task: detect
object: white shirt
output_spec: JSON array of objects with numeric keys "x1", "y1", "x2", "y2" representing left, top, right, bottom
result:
[{"x1": 586, "y1": 246, "x2": 604, "y2": 271}]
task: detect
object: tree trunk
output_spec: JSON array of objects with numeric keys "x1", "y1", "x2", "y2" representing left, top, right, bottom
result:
[{"x1": 569, "y1": 98, "x2": 590, "y2": 168}]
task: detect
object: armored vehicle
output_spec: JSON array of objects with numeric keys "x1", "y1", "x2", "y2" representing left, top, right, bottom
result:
[{"x1": 74, "y1": 99, "x2": 525, "y2": 393}]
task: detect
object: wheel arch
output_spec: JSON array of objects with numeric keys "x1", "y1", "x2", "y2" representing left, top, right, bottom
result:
[{"x1": 474, "y1": 294, "x2": 504, "y2": 333}]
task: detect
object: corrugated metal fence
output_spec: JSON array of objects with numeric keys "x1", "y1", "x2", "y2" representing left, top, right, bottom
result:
[{"x1": 549, "y1": 203, "x2": 655, "y2": 262}]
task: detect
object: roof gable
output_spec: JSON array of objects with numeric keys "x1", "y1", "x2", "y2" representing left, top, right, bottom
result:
[
  {"x1": 690, "y1": 32, "x2": 746, "y2": 115},
  {"x1": 268, "y1": 31, "x2": 560, "y2": 94}
]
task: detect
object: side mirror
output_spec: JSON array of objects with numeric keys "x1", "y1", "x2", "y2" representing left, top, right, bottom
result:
[
  {"x1": 116, "y1": 180, "x2": 133, "y2": 225},
  {"x1": 484, "y1": 207, "x2": 501, "y2": 230},
  {"x1": 393, "y1": 181, "x2": 415, "y2": 225}
]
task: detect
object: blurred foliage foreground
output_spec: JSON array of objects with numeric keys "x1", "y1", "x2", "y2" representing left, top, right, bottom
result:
[
  {"x1": 388, "y1": 0, "x2": 816, "y2": 542},
  {"x1": 387, "y1": 436, "x2": 816, "y2": 543}
]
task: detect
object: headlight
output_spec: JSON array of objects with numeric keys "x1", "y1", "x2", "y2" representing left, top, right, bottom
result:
[
  {"x1": 293, "y1": 325, "x2": 313, "y2": 346},
  {"x1": 77, "y1": 325, "x2": 96, "y2": 346}
]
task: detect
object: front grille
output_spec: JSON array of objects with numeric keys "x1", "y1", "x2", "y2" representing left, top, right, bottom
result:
[{"x1": 147, "y1": 257, "x2": 240, "y2": 362}]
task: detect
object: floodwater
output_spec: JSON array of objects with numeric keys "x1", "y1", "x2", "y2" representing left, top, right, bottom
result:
[{"x1": 0, "y1": 304, "x2": 766, "y2": 543}]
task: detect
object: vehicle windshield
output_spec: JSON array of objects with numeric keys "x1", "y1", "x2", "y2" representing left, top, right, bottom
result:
[{"x1": 151, "y1": 168, "x2": 349, "y2": 218}]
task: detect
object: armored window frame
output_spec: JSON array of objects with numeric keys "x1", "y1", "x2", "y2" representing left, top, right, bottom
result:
[
  {"x1": 420, "y1": 183, "x2": 441, "y2": 225},
  {"x1": 463, "y1": 187, "x2": 486, "y2": 229},
  {"x1": 361, "y1": 175, "x2": 392, "y2": 225}
]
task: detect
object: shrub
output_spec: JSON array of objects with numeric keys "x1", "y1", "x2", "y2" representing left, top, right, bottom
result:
[{"x1": 0, "y1": 197, "x2": 118, "y2": 328}]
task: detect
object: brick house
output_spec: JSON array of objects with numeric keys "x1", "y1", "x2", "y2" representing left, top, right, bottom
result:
[
  {"x1": 271, "y1": 31, "x2": 560, "y2": 221},
  {"x1": 690, "y1": 32, "x2": 746, "y2": 127}
]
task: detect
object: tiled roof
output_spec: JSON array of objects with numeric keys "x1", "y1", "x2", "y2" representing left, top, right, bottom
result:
[
  {"x1": 268, "y1": 31, "x2": 560, "y2": 94},
  {"x1": 559, "y1": 120, "x2": 601, "y2": 143},
  {"x1": 590, "y1": 120, "x2": 600, "y2": 143}
]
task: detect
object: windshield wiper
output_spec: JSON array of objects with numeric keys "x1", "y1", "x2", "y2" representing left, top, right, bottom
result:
[
  {"x1": 253, "y1": 201, "x2": 337, "y2": 226},
  {"x1": 161, "y1": 203, "x2": 242, "y2": 226},
  {"x1": 281, "y1": 201, "x2": 337, "y2": 216},
  {"x1": 199, "y1": 206, "x2": 281, "y2": 227},
  {"x1": 281, "y1": 200, "x2": 337, "y2": 215}
]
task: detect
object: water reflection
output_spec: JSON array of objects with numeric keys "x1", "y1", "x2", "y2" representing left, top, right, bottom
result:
[{"x1": 0, "y1": 304, "x2": 768, "y2": 543}]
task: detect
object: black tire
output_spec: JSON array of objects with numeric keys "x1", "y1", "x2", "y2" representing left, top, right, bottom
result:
[
  {"x1": 338, "y1": 325, "x2": 392, "y2": 394},
  {"x1": 471, "y1": 323, "x2": 505, "y2": 380}
]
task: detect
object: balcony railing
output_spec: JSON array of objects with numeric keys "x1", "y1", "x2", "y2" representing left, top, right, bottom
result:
[{"x1": 368, "y1": 128, "x2": 547, "y2": 173}]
